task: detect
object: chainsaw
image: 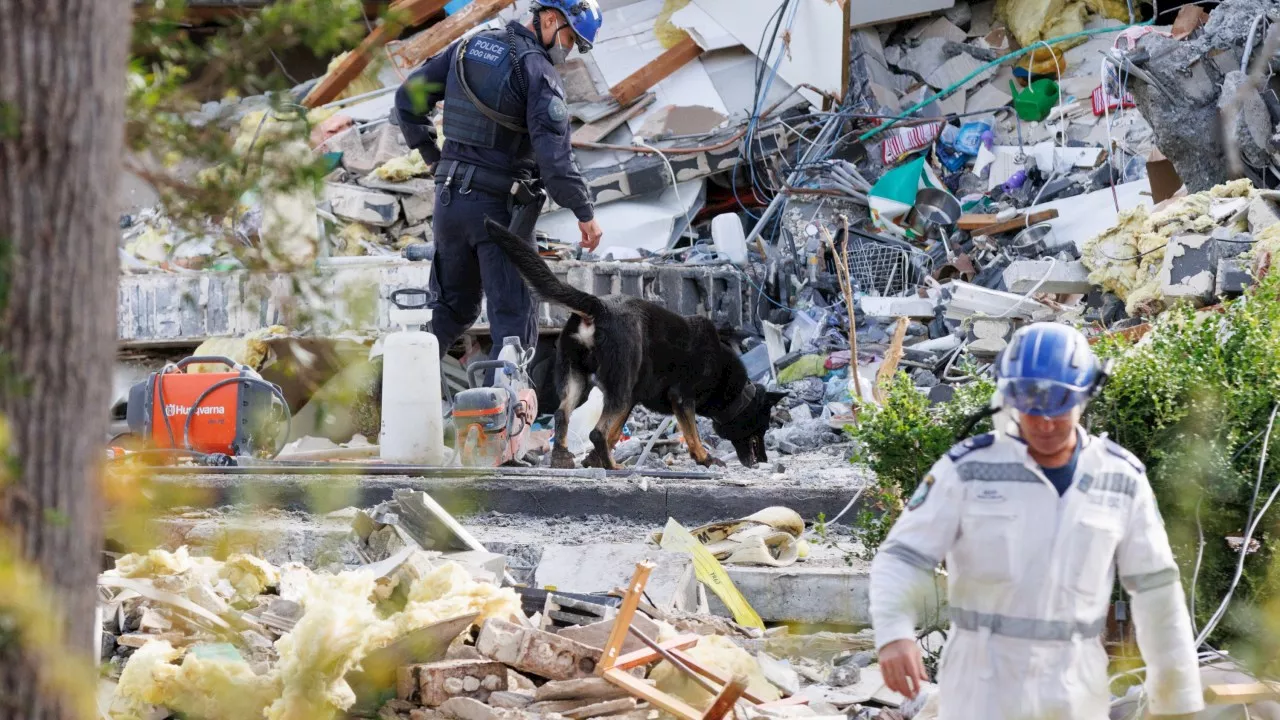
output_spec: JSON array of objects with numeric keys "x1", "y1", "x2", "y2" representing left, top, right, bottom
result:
[
  {"x1": 453, "y1": 339, "x2": 538, "y2": 467},
  {"x1": 124, "y1": 356, "x2": 290, "y2": 460}
]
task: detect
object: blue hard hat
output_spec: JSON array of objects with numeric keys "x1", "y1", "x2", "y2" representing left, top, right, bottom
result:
[
  {"x1": 997, "y1": 323, "x2": 1101, "y2": 417},
  {"x1": 531, "y1": 0, "x2": 603, "y2": 52}
]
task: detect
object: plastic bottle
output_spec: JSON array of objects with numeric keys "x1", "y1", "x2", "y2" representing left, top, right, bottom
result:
[
  {"x1": 565, "y1": 387, "x2": 604, "y2": 454},
  {"x1": 380, "y1": 289, "x2": 444, "y2": 465},
  {"x1": 711, "y1": 213, "x2": 749, "y2": 266}
]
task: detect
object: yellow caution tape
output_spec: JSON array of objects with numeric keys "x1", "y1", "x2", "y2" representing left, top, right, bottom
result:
[{"x1": 658, "y1": 517, "x2": 764, "y2": 630}]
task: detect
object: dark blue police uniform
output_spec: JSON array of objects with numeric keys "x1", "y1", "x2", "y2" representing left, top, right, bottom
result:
[{"x1": 393, "y1": 22, "x2": 595, "y2": 358}]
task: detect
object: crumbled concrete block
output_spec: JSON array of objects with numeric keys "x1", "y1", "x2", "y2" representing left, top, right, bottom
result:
[
  {"x1": 1248, "y1": 196, "x2": 1280, "y2": 233},
  {"x1": 942, "y1": 280, "x2": 1053, "y2": 321},
  {"x1": 487, "y1": 691, "x2": 534, "y2": 709},
  {"x1": 1217, "y1": 257, "x2": 1253, "y2": 297},
  {"x1": 561, "y1": 698, "x2": 638, "y2": 719},
  {"x1": 1160, "y1": 233, "x2": 1217, "y2": 304},
  {"x1": 369, "y1": 122, "x2": 412, "y2": 167},
  {"x1": 556, "y1": 614, "x2": 660, "y2": 655},
  {"x1": 965, "y1": 317, "x2": 1013, "y2": 357},
  {"x1": 527, "y1": 700, "x2": 597, "y2": 715},
  {"x1": 535, "y1": 677, "x2": 629, "y2": 702},
  {"x1": 403, "y1": 193, "x2": 434, "y2": 225},
  {"x1": 323, "y1": 184, "x2": 401, "y2": 227},
  {"x1": 1002, "y1": 259, "x2": 1093, "y2": 294},
  {"x1": 442, "y1": 550, "x2": 507, "y2": 584},
  {"x1": 858, "y1": 296, "x2": 937, "y2": 318},
  {"x1": 324, "y1": 127, "x2": 377, "y2": 176},
  {"x1": 477, "y1": 618, "x2": 601, "y2": 680},
  {"x1": 534, "y1": 544, "x2": 695, "y2": 611},
  {"x1": 439, "y1": 696, "x2": 499, "y2": 720},
  {"x1": 398, "y1": 659, "x2": 508, "y2": 707}
]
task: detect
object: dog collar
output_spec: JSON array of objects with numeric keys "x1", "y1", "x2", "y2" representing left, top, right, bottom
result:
[{"x1": 721, "y1": 382, "x2": 756, "y2": 419}]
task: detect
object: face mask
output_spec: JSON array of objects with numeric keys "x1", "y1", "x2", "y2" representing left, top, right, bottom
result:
[{"x1": 548, "y1": 44, "x2": 570, "y2": 65}]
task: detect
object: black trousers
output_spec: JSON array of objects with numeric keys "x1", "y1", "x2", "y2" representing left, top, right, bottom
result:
[{"x1": 429, "y1": 184, "x2": 538, "y2": 362}]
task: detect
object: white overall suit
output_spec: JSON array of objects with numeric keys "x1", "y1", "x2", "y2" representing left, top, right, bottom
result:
[{"x1": 869, "y1": 428, "x2": 1203, "y2": 719}]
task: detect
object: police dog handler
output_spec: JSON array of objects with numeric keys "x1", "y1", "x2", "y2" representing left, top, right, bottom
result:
[
  {"x1": 870, "y1": 323, "x2": 1203, "y2": 719},
  {"x1": 393, "y1": 0, "x2": 604, "y2": 359}
]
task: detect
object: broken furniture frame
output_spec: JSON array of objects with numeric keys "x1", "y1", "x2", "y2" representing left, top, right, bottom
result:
[{"x1": 595, "y1": 561, "x2": 807, "y2": 720}]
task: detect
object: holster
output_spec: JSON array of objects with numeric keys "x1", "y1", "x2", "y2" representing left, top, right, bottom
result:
[{"x1": 508, "y1": 178, "x2": 546, "y2": 240}]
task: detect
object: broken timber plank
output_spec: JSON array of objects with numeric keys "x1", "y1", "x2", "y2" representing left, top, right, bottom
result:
[
  {"x1": 958, "y1": 209, "x2": 1059, "y2": 235},
  {"x1": 609, "y1": 36, "x2": 703, "y2": 106},
  {"x1": 1204, "y1": 682, "x2": 1280, "y2": 704},
  {"x1": 572, "y1": 94, "x2": 655, "y2": 144},
  {"x1": 873, "y1": 316, "x2": 909, "y2": 402},
  {"x1": 604, "y1": 668, "x2": 703, "y2": 720},
  {"x1": 303, "y1": 0, "x2": 449, "y2": 108},
  {"x1": 701, "y1": 674, "x2": 748, "y2": 720},
  {"x1": 609, "y1": 635, "x2": 701, "y2": 671},
  {"x1": 598, "y1": 562, "x2": 654, "y2": 672},
  {"x1": 393, "y1": 0, "x2": 514, "y2": 68}
]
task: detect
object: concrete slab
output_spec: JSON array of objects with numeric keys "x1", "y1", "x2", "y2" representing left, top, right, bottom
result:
[
  {"x1": 534, "y1": 543, "x2": 695, "y2": 610},
  {"x1": 1002, "y1": 259, "x2": 1093, "y2": 295},
  {"x1": 141, "y1": 471, "x2": 864, "y2": 526}
]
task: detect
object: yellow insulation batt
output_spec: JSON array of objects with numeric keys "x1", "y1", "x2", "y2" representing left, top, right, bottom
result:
[
  {"x1": 372, "y1": 148, "x2": 431, "y2": 182},
  {"x1": 1082, "y1": 179, "x2": 1255, "y2": 316},
  {"x1": 109, "y1": 560, "x2": 522, "y2": 720},
  {"x1": 650, "y1": 633, "x2": 781, "y2": 709}
]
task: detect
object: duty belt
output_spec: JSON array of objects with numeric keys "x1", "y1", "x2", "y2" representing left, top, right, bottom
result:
[
  {"x1": 949, "y1": 607, "x2": 1107, "y2": 641},
  {"x1": 435, "y1": 160, "x2": 528, "y2": 199}
]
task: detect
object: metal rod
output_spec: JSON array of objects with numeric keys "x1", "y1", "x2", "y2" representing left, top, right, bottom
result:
[{"x1": 745, "y1": 112, "x2": 846, "y2": 247}]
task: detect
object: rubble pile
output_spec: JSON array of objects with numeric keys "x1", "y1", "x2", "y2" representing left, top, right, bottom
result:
[{"x1": 99, "y1": 511, "x2": 924, "y2": 720}]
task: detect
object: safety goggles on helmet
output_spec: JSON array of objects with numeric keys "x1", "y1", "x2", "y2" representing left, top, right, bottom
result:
[{"x1": 997, "y1": 377, "x2": 1093, "y2": 417}]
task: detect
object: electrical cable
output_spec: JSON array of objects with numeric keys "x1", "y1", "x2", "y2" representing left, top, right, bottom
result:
[
  {"x1": 1194, "y1": 403, "x2": 1280, "y2": 646},
  {"x1": 634, "y1": 138, "x2": 691, "y2": 248},
  {"x1": 827, "y1": 485, "x2": 866, "y2": 526}
]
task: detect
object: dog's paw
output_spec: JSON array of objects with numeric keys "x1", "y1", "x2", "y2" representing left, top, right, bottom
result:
[
  {"x1": 550, "y1": 447, "x2": 577, "y2": 469},
  {"x1": 697, "y1": 455, "x2": 727, "y2": 468}
]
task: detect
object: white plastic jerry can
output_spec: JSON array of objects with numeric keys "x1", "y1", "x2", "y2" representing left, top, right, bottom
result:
[{"x1": 380, "y1": 289, "x2": 444, "y2": 465}]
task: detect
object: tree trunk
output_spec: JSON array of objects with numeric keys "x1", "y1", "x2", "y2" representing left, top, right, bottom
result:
[{"x1": 0, "y1": 1, "x2": 129, "y2": 718}]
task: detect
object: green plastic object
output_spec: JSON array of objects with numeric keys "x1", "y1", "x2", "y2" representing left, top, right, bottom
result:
[{"x1": 1010, "y1": 79, "x2": 1059, "y2": 122}]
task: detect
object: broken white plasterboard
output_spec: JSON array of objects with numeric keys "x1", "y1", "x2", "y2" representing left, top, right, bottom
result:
[
  {"x1": 985, "y1": 143, "x2": 1104, "y2": 190},
  {"x1": 535, "y1": 179, "x2": 705, "y2": 254},
  {"x1": 909, "y1": 16, "x2": 967, "y2": 44},
  {"x1": 668, "y1": 2, "x2": 736, "y2": 51},
  {"x1": 966, "y1": 82, "x2": 1012, "y2": 117},
  {"x1": 852, "y1": 0, "x2": 954, "y2": 28},
  {"x1": 699, "y1": 47, "x2": 801, "y2": 119},
  {"x1": 593, "y1": 0, "x2": 728, "y2": 133},
  {"x1": 926, "y1": 53, "x2": 995, "y2": 94},
  {"x1": 686, "y1": 0, "x2": 844, "y2": 108},
  {"x1": 1029, "y1": 180, "x2": 1152, "y2": 253}
]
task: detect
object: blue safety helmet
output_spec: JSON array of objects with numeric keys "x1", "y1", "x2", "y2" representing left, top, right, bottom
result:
[
  {"x1": 997, "y1": 323, "x2": 1104, "y2": 417},
  {"x1": 530, "y1": 0, "x2": 603, "y2": 52}
]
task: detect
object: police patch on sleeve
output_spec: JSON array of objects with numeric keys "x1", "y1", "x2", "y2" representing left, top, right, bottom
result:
[
  {"x1": 548, "y1": 97, "x2": 568, "y2": 123},
  {"x1": 907, "y1": 474, "x2": 935, "y2": 511}
]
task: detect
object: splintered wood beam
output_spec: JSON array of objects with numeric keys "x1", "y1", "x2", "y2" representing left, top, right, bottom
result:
[
  {"x1": 874, "y1": 316, "x2": 909, "y2": 402},
  {"x1": 1205, "y1": 682, "x2": 1280, "y2": 704},
  {"x1": 597, "y1": 561, "x2": 654, "y2": 672},
  {"x1": 609, "y1": 35, "x2": 703, "y2": 106},
  {"x1": 393, "y1": 0, "x2": 515, "y2": 68},
  {"x1": 604, "y1": 668, "x2": 703, "y2": 720},
  {"x1": 610, "y1": 635, "x2": 700, "y2": 671},
  {"x1": 303, "y1": 0, "x2": 449, "y2": 108},
  {"x1": 700, "y1": 674, "x2": 747, "y2": 720}
]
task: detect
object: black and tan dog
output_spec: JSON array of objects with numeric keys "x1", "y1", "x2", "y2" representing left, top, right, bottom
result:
[{"x1": 483, "y1": 218, "x2": 785, "y2": 470}]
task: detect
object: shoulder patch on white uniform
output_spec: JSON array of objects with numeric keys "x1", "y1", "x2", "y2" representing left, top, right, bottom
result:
[
  {"x1": 907, "y1": 474, "x2": 935, "y2": 510},
  {"x1": 1104, "y1": 439, "x2": 1145, "y2": 473},
  {"x1": 947, "y1": 433, "x2": 994, "y2": 461}
]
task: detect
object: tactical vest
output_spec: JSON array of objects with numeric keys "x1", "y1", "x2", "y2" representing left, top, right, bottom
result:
[{"x1": 443, "y1": 26, "x2": 543, "y2": 154}]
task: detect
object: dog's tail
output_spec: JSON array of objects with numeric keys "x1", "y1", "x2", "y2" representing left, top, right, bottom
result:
[{"x1": 484, "y1": 217, "x2": 606, "y2": 318}]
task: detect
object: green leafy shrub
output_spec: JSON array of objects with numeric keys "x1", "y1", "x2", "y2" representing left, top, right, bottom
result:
[
  {"x1": 1088, "y1": 272, "x2": 1280, "y2": 668},
  {"x1": 845, "y1": 372, "x2": 995, "y2": 556}
]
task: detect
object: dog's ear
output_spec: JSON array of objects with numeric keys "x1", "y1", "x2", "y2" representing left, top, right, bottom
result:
[{"x1": 764, "y1": 390, "x2": 788, "y2": 408}]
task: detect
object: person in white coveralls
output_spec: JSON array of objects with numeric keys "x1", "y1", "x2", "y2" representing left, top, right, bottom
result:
[{"x1": 870, "y1": 322, "x2": 1203, "y2": 719}]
